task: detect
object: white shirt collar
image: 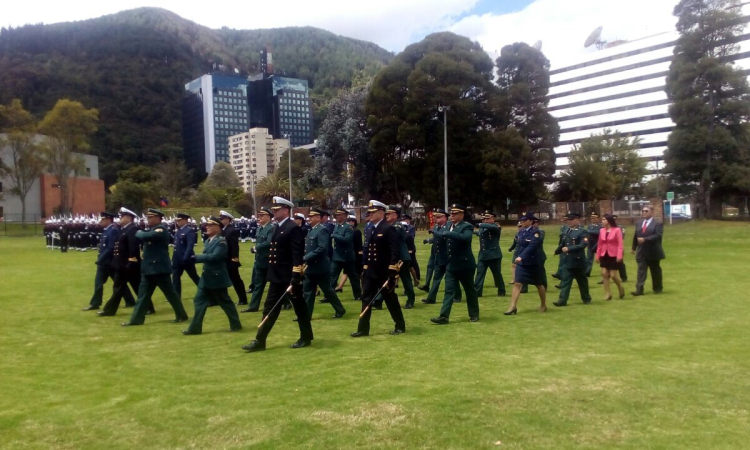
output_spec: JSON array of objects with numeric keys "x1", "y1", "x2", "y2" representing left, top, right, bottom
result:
[
  {"x1": 373, "y1": 219, "x2": 383, "y2": 228},
  {"x1": 278, "y1": 217, "x2": 289, "y2": 227}
]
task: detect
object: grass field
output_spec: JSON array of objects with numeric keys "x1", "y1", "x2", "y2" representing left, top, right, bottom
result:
[{"x1": 1, "y1": 221, "x2": 749, "y2": 449}]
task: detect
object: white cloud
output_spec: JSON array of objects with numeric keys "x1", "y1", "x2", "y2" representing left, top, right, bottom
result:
[{"x1": 451, "y1": 0, "x2": 677, "y2": 67}]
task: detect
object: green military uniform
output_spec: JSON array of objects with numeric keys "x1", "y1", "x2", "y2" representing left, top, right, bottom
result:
[
  {"x1": 184, "y1": 233, "x2": 242, "y2": 334},
  {"x1": 393, "y1": 222, "x2": 416, "y2": 308},
  {"x1": 586, "y1": 219, "x2": 602, "y2": 277},
  {"x1": 552, "y1": 222, "x2": 570, "y2": 279},
  {"x1": 247, "y1": 221, "x2": 275, "y2": 311},
  {"x1": 126, "y1": 214, "x2": 189, "y2": 325},
  {"x1": 474, "y1": 218, "x2": 505, "y2": 297},
  {"x1": 436, "y1": 205, "x2": 479, "y2": 321},
  {"x1": 303, "y1": 221, "x2": 346, "y2": 318},
  {"x1": 329, "y1": 220, "x2": 362, "y2": 300},
  {"x1": 554, "y1": 216, "x2": 591, "y2": 306},
  {"x1": 425, "y1": 220, "x2": 462, "y2": 303}
]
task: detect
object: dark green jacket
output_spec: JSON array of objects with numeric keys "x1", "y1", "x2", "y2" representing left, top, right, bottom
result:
[
  {"x1": 556, "y1": 226, "x2": 589, "y2": 270},
  {"x1": 303, "y1": 224, "x2": 331, "y2": 275},
  {"x1": 443, "y1": 220, "x2": 476, "y2": 272},
  {"x1": 475, "y1": 223, "x2": 502, "y2": 261},
  {"x1": 392, "y1": 223, "x2": 411, "y2": 262},
  {"x1": 253, "y1": 222, "x2": 275, "y2": 269},
  {"x1": 331, "y1": 222, "x2": 355, "y2": 262},
  {"x1": 431, "y1": 223, "x2": 450, "y2": 267},
  {"x1": 558, "y1": 224, "x2": 570, "y2": 247},
  {"x1": 587, "y1": 223, "x2": 601, "y2": 250},
  {"x1": 195, "y1": 236, "x2": 232, "y2": 289},
  {"x1": 136, "y1": 223, "x2": 172, "y2": 275}
]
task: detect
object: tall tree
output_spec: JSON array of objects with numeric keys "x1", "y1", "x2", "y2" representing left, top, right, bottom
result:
[
  {"x1": 279, "y1": 147, "x2": 314, "y2": 201},
  {"x1": 255, "y1": 171, "x2": 290, "y2": 202},
  {"x1": 205, "y1": 161, "x2": 240, "y2": 189},
  {"x1": 0, "y1": 99, "x2": 44, "y2": 224},
  {"x1": 492, "y1": 42, "x2": 559, "y2": 211},
  {"x1": 576, "y1": 129, "x2": 647, "y2": 199},
  {"x1": 366, "y1": 32, "x2": 499, "y2": 208},
  {"x1": 38, "y1": 99, "x2": 99, "y2": 215},
  {"x1": 555, "y1": 154, "x2": 613, "y2": 202},
  {"x1": 155, "y1": 158, "x2": 194, "y2": 206},
  {"x1": 665, "y1": 0, "x2": 750, "y2": 219}
]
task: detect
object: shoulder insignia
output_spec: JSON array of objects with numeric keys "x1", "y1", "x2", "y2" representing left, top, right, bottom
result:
[
  {"x1": 219, "y1": 240, "x2": 227, "y2": 245},
  {"x1": 584, "y1": 237, "x2": 588, "y2": 242},
  {"x1": 377, "y1": 234, "x2": 383, "y2": 237},
  {"x1": 534, "y1": 233, "x2": 539, "y2": 238},
  {"x1": 155, "y1": 228, "x2": 164, "y2": 233}
]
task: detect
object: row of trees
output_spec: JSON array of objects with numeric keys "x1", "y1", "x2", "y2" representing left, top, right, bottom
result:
[{"x1": 0, "y1": 99, "x2": 99, "y2": 223}]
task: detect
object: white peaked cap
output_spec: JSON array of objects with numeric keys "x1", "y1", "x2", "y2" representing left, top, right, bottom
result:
[{"x1": 219, "y1": 210, "x2": 234, "y2": 220}]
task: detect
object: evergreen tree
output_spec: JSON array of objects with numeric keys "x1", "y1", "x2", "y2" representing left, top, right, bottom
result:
[{"x1": 665, "y1": 0, "x2": 750, "y2": 218}]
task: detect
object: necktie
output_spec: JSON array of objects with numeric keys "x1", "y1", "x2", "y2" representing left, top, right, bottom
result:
[{"x1": 642, "y1": 220, "x2": 647, "y2": 234}]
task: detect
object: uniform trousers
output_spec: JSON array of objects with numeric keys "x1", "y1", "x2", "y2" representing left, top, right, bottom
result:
[
  {"x1": 585, "y1": 246, "x2": 596, "y2": 276},
  {"x1": 330, "y1": 260, "x2": 362, "y2": 299},
  {"x1": 440, "y1": 269, "x2": 479, "y2": 319},
  {"x1": 557, "y1": 267, "x2": 591, "y2": 305},
  {"x1": 256, "y1": 282, "x2": 312, "y2": 343},
  {"x1": 248, "y1": 265, "x2": 268, "y2": 310},
  {"x1": 102, "y1": 266, "x2": 142, "y2": 314},
  {"x1": 426, "y1": 265, "x2": 462, "y2": 302},
  {"x1": 172, "y1": 263, "x2": 200, "y2": 298},
  {"x1": 89, "y1": 265, "x2": 113, "y2": 307},
  {"x1": 305, "y1": 273, "x2": 345, "y2": 318},
  {"x1": 128, "y1": 273, "x2": 188, "y2": 325},
  {"x1": 186, "y1": 287, "x2": 242, "y2": 334},
  {"x1": 227, "y1": 263, "x2": 248, "y2": 304},
  {"x1": 474, "y1": 258, "x2": 505, "y2": 296},
  {"x1": 635, "y1": 259, "x2": 662, "y2": 293},
  {"x1": 357, "y1": 275, "x2": 405, "y2": 334},
  {"x1": 400, "y1": 261, "x2": 416, "y2": 306}
]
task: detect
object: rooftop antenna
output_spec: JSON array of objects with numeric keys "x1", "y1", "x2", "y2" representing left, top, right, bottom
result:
[
  {"x1": 584, "y1": 26, "x2": 606, "y2": 50},
  {"x1": 533, "y1": 40, "x2": 542, "y2": 51}
]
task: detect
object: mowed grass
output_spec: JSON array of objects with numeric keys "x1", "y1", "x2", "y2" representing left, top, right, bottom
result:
[{"x1": 1, "y1": 221, "x2": 749, "y2": 450}]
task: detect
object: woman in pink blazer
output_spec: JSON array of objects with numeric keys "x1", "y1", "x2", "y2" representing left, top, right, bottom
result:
[{"x1": 594, "y1": 214, "x2": 624, "y2": 300}]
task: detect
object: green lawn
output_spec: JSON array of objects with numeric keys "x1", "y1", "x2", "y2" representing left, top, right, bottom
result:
[{"x1": 1, "y1": 221, "x2": 749, "y2": 449}]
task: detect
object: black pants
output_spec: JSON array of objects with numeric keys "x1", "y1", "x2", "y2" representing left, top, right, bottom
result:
[
  {"x1": 227, "y1": 263, "x2": 248, "y2": 304},
  {"x1": 357, "y1": 275, "x2": 405, "y2": 334},
  {"x1": 636, "y1": 259, "x2": 662, "y2": 293},
  {"x1": 172, "y1": 263, "x2": 200, "y2": 297},
  {"x1": 256, "y1": 282, "x2": 312, "y2": 343},
  {"x1": 89, "y1": 265, "x2": 113, "y2": 307},
  {"x1": 103, "y1": 266, "x2": 146, "y2": 314},
  {"x1": 411, "y1": 256, "x2": 421, "y2": 281}
]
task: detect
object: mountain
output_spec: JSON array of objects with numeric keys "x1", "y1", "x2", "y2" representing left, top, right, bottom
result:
[{"x1": 0, "y1": 8, "x2": 393, "y2": 185}]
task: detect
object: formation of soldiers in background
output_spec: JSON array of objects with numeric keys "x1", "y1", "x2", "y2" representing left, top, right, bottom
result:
[{"x1": 73, "y1": 198, "x2": 664, "y2": 352}]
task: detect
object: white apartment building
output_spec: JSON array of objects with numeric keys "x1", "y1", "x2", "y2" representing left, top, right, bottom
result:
[
  {"x1": 548, "y1": 15, "x2": 750, "y2": 177},
  {"x1": 229, "y1": 128, "x2": 290, "y2": 193}
]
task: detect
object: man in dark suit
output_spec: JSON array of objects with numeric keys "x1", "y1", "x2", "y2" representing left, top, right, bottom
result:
[
  {"x1": 99, "y1": 207, "x2": 146, "y2": 316},
  {"x1": 242, "y1": 197, "x2": 313, "y2": 352},
  {"x1": 351, "y1": 200, "x2": 406, "y2": 338},
  {"x1": 632, "y1": 205, "x2": 665, "y2": 296},
  {"x1": 82, "y1": 212, "x2": 119, "y2": 311},
  {"x1": 347, "y1": 217, "x2": 364, "y2": 277},
  {"x1": 220, "y1": 210, "x2": 248, "y2": 306},
  {"x1": 172, "y1": 212, "x2": 200, "y2": 298}
]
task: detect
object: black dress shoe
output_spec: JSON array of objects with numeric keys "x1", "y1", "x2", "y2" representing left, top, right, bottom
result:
[
  {"x1": 653, "y1": 290, "x2": 663, "y2": 294},
  {"x1": 319, "y1": 299, "x2": 330, "y2": 304},
  {"x1": 242, "y1": 340, "x2": 266, "y2": 352},
  {"x1": 334, "y1": 288, "x2": 343, "y2": 293},
  {"x1": 124, "y1": 304, "x2": 135, "y2": 308},
  {"x1": 282, "y1": 303, "x2": 293, "y2": 310},
  {"x1": 597, "y1": 280, "x2": 604, "y2": 285},
  {"x1": 469, "y1": 317, "x2": 479, "y2": 322},
  {"x1": 229, "y1": 327, "x2": 242, "y2": 332},
  {"x1": 422, "y1": 299, "x2": 436, "y2": 304},
  {"x1": 552, "y1": 301, "x2": 567, "y2": 307},
  {"x1": 418, "y1": 285, "x2": 430, "y2": 292},
  {"x1": 333, "y1": 311, "x2": 346, "y2": 318},
  {"x1": 554, "y1": 285, "x2": 561, "y2": 289},
  {"x1": 172, "y1": 317, "x2": 189, "y2": 323},
  {"x1": 145, "y1": 310, "x2": 153, "y2": 315},
  {"x1": 246, "y1": 287, "x2": 254, "y2": 294},
  {"x1": 182, "y1": 330, "x2": 200, "y2": 335},
  {"x1": 241, "y1": 307, "x2": 259, "y2": 313},
  {"x1": 453, "y1": 299, "x2": 462, "y2": 303},
  {"x1": 208, "y1": 303, "x2": 218, "y2": 308},
  {"x1": 97, "y1": 311, "x2": 115, "y2": 317},
  {"x1": 236, "y1": 302, "x2": 248, "y2": 306},
  {"x1": 404, "y1": 303, "x2": 414, "y2": 310},
  {"x1": 390, "y1": 329, "x2": 405, "y2": 335},
  {"x1": 431, "y1": 316, "x2": 449, "y2": 325},
  {"x1": 551, "y1": 273, "x2": 560, "y2": 280},
  {"x1": 372, "y1": 304, "x2": 383, "y2": 310},
  {"x1": 631, "y1": 291, "x2": 643, "y2": 296},
  {"x1": 350, "y1": 331, "x2": 369, "y2": 338},
  {"x1": 121, "y1": 322, "x2": 141, "y2": 327},
  {"x1": 290, "y1": 339, "x2": 311, "y2": 349},
  {"x1": 582, "y1": 301, "x2": 591, "y2": 305},
  {"x1": 81, "y1": 305, "x2": 99, "y2": 311},
  {"x1": 503, "y1": 308, "x2": 517, "y2": 316},
  {"x1": 497, "y1": 291, "x2": 506, "y2": 297}
]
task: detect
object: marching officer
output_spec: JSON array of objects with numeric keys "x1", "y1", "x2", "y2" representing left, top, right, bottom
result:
[
  {"x1": 505, "y1": 213, "x2": 547, "y2": 314},
  {"x1": 403, "y1": 214, "x2": 421, "y2": 283},
  {"x1": 172, "y1": 212, "x2": 200, "y2": 298},
  {"x1": 242, "y1": 197, "x2": 313, "y2": 352},
  {"x1": 422, "y1": 208, "x2": 462, "y2": 304},
  {"x1": 431, "y1": 204, "x2": 479, "y2": 324},
  {"x1": 182, "y1": 216, "x2": 243, "y2": 335},
  {"x1": 82, "y1": 212, "x2": 119, "y2": 311},
  {"x1": 219, "y1": 211, "x2": 248, "y2": 306},
  {"x1": 122, "y1": 209, "x2": 189, "y2": 326},
  {"x1": 348, "y1": 216, "x2": 364, "y2": 277},
  {"x1": 385, "y1": 206, "x2": 416, "y2": 309},
  {"x1": 551, "y1": 216, "x2": 570, "y2": 280},
  {"x1": 303, "y1": 208, "x2": 346, "y2": 319},
  {"x1": 351, "y1": 200, "x2": 406, "y2": 337},
  {"x1": 474, "y1": 210, "x2": 505, "y2": 297},
  {"x1": 242, "y1": 207, "x2": 275, "y2": 313},
  {"x1": 553, "y1": 212, "x2": 592, "y2": 307},
  {"x1": 99, "y1": 207, "x2": 144, "y2": 316},
  {"x1": 586, "y1": 212, "x2": 602, "y2": 277},
  {"x1": 329, "y1": 208, "x2": 362, "y2": 300},
  {"x1": 532, "y1": 216, "x2": 548, "y2": 290}
]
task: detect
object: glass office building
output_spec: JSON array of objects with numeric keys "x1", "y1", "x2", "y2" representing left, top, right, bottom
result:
[{"x1": 248, "y1": 76, "x2": 313, "y2": 148}]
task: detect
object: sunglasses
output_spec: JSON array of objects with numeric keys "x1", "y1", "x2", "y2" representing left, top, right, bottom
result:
[{"x1": 642, "y1": 210, "x2": 649, "y2": 213}]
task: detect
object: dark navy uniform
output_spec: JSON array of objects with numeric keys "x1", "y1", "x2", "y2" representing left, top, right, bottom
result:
[
  {"x1": 84, "y1": 214, "x2": 118, "y2": 310},
  {"x1": 222, "y1": 219, "x2": 248, "y2": 305},
  {"x1": 101, "y1": 215, "x2": 143, "y2": 316},
  {"x1": 172, "y1": 222, "x2": 200, "y2": 297}
]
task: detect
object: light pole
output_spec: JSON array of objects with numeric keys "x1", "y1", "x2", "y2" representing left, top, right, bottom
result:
[
  {"x1": 283, "y1": 133, "x2": 292, "y2": 203},
  {"x1": 438, "y1": 105, "x2": 450, "y2": 211},
  {"x1": 249, "y1": 169, "x2": 257, "y2": 214}
]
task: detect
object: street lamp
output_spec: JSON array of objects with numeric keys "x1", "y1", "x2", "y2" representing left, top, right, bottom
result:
[
  {"x1": 438, "y1": 105, "x2": 450, "y2": 211},
  {"x1": 283, "y1": 133, "x2": 292, "y2": 203},
  {"x1": 248, "y1": 169, "x2": 257, "y2": 214}
]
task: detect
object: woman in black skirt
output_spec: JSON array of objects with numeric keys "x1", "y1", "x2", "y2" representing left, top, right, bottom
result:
[{"x1": 594, "y1": 214, "x2": 625, "y2": 300}]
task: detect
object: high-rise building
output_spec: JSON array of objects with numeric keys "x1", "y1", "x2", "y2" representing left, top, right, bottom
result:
[
  {"x1": 228, "y1": 128, "x2": 290, "y2": 193},
  {"x1": 182, "y1": 74, "x2": 249, "y2": 175},
  {"x1": 548, "y1": 22, "x2": 750, "y2": 178}
]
